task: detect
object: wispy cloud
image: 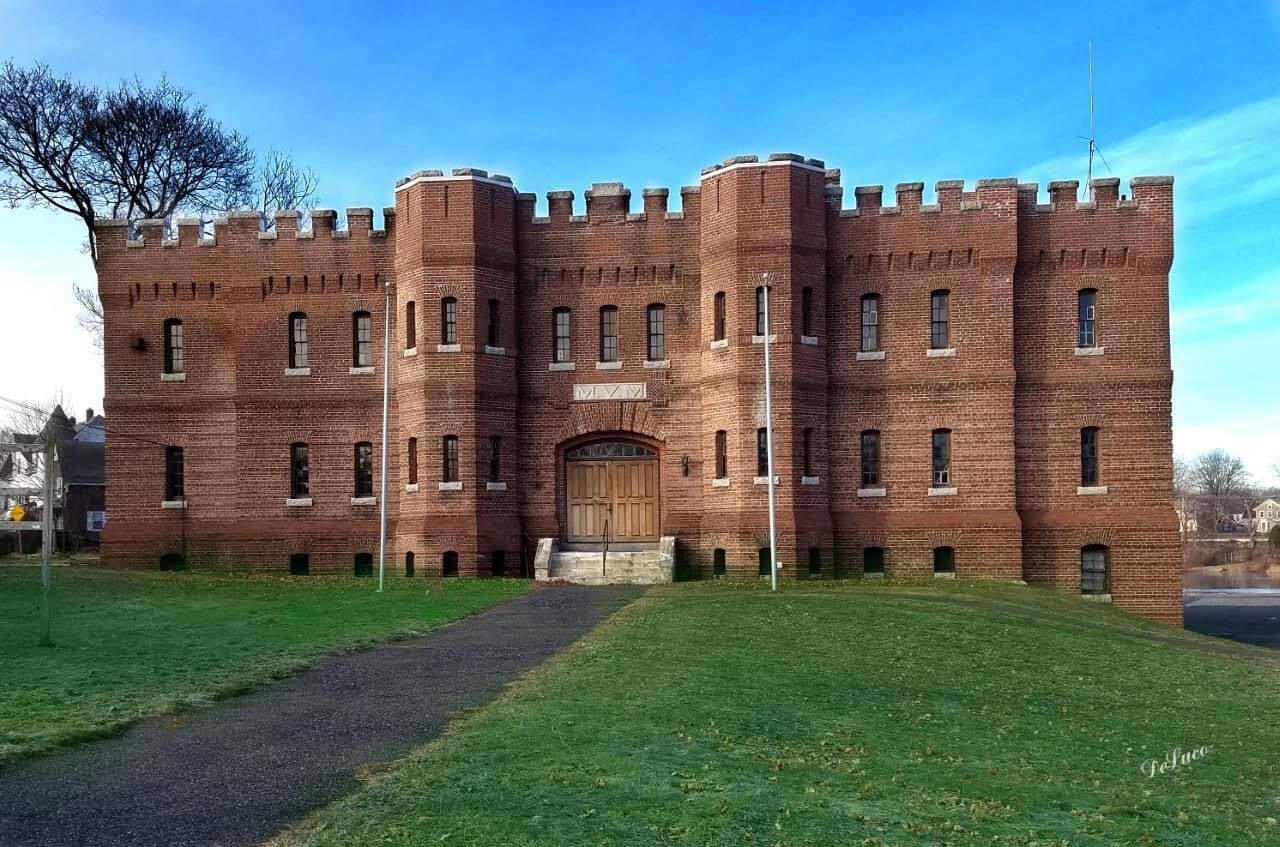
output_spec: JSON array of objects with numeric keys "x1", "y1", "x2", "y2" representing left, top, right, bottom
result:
[
  {"x1": 1022, "y1": 94, "x2": 1280, "y2": 227},
  {"x1": 1170, "y1": 272, "x2": 1280, "y2": 339}
]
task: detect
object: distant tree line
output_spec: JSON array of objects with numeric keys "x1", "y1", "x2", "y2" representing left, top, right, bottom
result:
[{"x1": 1175, "y1": 449, "x2": 1277, "y2": 535}]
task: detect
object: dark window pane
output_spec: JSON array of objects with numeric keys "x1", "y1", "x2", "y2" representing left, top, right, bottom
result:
[
  {"x1": 353, "y1": 312, "x2": 372, "y2": 367},
  {"x1": 861, "y1": 295, "x2": 879, "y2": 352},
  {"x1": 405, "y1": 301, "x2": 416, "y2": 349},
  {"x1": 441, "y1": 297, "x2": 457, "y2": 345},
  {"x1": 801, "y1": 287, "x2": 814, "y2": 337},
  {"x1": 354, "y1": 552, "x2": 373, "y2": 576},
  {"x1": 487, "y1": 298, "x2": 500, "y2": 347},
  {"x1": 713, "y1": 292, "x2": 726, "y2": 341},
  {"x1": 553, "y1": 308, "x2": 572, "y2": 362},
  {"x1": 164, "y1": 446, "x2": 184, "y2": 500},
  {"x1": 442, "y1": 436, "x2": 459, "y2": 482},
  {"x1": 442, "y1": 550, "x2": 459, "y2": 577},
  {"x1": 930, "y1": 290, "x2": 949, "y2": 349},
  {"x1": 861, "y1": 431, "x2": 880, "y2": 486},
  {"x1": 714, "y1": 430, "x2": 727, "y2": 479},
  {"x1": 1081, "y1": 545, "x2": 1108, "y2": 594},
  {"x1": 354, "y1": 442, "x2": 374, "y2": 497},
  {"x1": 489, "y1": 435, "x2": 501, "y2": 482},
  {"x1": 758, "y1": 547, "x2": 771, "y2": 576},
  {"x1": 164, "y1": 319, "x2": 184, "y2": 374},
  {"x1": 404, "y1": 551, "x2": 415, "y2": 577},
  {"x1": 932, "y1": 430, "x2": 951, "y2": 486},
  {"x1": 808, "y1": 547, "x2": 820, "y2": 575},
  {"x1": 407, "y1": 437, "x2": 418, "y2": 485},
  {"x1": 1078, "y1": 289, "x2": 1097, "y2": 347},
  {"x1": 756, "y1": 428, "x2": 769, "y2": 477},
  {"x1": 713, "y1": 548, "x2": 726, "y2": 577},
  {"x1": 290, "y1": 443, "x2": 309, "y2": 498},
  {"x1": 289, "y1": 312, "x2": 308, "y2": 368},
  {"x1": 755, "y1": 286, "x2": 770, "y2": 336},
  {"x1": 599, "y1": 307, "x2": 618, "y2": 362},
  {"x1": 490, "y1": 550, "x2": 505, "y2": 577},
  {"x1": 1081, "y1": 427, "x2": 1099, "y2": 486},
  {"x1": 647, "y1": 304, "x2": 665, "y2": 361},
  {"x1": 864, "y1": 546, "x2": 885, "y2": 574},
  {"x1": 289, "y1": 553, "x2": 309, "y2": 575},
  {"x1": 933, "y1": 546, "x2": 955, "y2": 573}
]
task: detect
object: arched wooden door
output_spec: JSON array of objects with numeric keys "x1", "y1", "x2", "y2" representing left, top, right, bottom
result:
[{"x1": 565, "y1": 441, "x2": 659, "y2": 543}]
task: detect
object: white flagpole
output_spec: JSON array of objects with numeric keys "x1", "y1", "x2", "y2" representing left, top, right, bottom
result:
[
  {"x1": 377, "y1": 281, "x2": 392, "y2": 593},
  {"x1": 761, "y1": 273, "x2": 778, "y2": 592}
]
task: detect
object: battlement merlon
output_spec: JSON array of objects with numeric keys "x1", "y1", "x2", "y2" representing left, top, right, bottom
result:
[
  {"x1": 831, "y1": 176, "x2": 1172, "y2": 218},
  {"x1": 95, "y1": 206, "x2": 396, "y2": 252}
]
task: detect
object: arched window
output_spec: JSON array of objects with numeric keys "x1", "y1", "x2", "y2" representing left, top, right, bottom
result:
[
  {"x1": 487, "y1": 298, "x2": 501, "y2": 348},
  {"x1": 407, "y1": 437, "x2": 418, "y2": 485},
  {"x1": 289, "y1": 553, "x2": 309, "y2": 575},
  {"x1": 1080, "y1": 427, "x2": 1099, "y2": 486},
  {"x1": 713, "y1": 291, "x2": 726, "y2": 341},
  {"x1": 860, "y1": 430, "x2": 880, "y2": 486},
  {"x1": 354, "y1": 552, "x2": 373, "y2": 576},
  {"x1": 442, "y1": 435, "x2": 459, "y2": 483},
  {"x1": 288, "y1": 312, "x2": 308, "y2": 368},
  {"x1": 163, "y1": 318, "x2": 184, "y2": 374},
  {"x1": 931, "y1": 429, "x2": 951, "y2": 487},
  {"x1": 930, "y1": 290, "x2": 950, "y2": 349},
  {"x1": 599, "y1": 306, "x2": 618, "y2": 362},
  {"x1": 1081, "y1": 545, "x2": 1108, "y2": 594},
  {"x1": 441, "y1": 297, "x2": 457, "y2": 345},
  {"x1": 290, "y1": 442, "x2": 309, "y2": 498},
  {"x1": 353, "y1": 441, "x2": 374, "y2": 497},
  {"x1": 714, "y1": 430, "x2": 728, "y2": 479},
  {"x1": 404, "y1": 551, "x2": 415, "y2": 577},
  {"x1": 801, "y1": 286, "x2": 814, "y2": 337},
  {"x1": 863, "y1": 546, "x2": 885, "y2": 574},
  {"x1": 713, "y1": 548, "x2": 726, "y2": 577},
  {"x1": 442, "y1": 550, "x2": 459, "y2": 577},
  {"x1": 802, "y1": 428, "x2": 814, "y2": 476},
  {"x1": 552, "y1": 307, "x2": 571, "y2": 363},
  {"x1": 758, "y1": 547, "x2": 772, "y2": 576},
  {"x1": 491, "y1": 550, "x2": 505, "y2": 577},
  {"x1": 860, "y1": 294, "x2": 880, "y2": 352},
  {"x1": 1078, "y1": 289, "x2": 1097, "y2": 348},
  {"x1": 352, "y1": 310, "x2": 372, "y2": 366},
  {"x1": 808, "y1": 547, "x2": 821, "y2": 576},
  {"x1": 933, "y1": 546, "x2": 955, "y2": 574},
  {"x1": 647, "y1": 304, "x2": 666, "y2": 361},
  {"x1": 404, "y1": 300, "x2": 416, "y2": 350}
]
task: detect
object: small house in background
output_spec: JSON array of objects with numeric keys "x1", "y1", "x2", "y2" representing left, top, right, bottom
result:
[{"x1": 1256, "y1": 498, "x2": 1280, "y2": 535}]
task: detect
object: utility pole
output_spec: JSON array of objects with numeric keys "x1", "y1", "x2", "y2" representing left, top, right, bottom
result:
[
  {"x1": 377, "y1": 281, "x2": 392, "y2": 592},
  {"x1": 760, "y1": 273, "x2": 779, "y2": 592}
]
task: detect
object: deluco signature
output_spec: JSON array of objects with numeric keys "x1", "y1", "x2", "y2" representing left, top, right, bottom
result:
[{"x1": 1141, "y1": 745, "x2": 1209, "y2": 778}]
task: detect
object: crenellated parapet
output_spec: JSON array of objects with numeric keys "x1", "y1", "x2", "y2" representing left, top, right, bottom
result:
[
  {"x1": 95, "y1": 207, "x2": 396, "y2": 253},
  {"x1": 516, "y1": 183, "x2": 699, "y2": 227}
]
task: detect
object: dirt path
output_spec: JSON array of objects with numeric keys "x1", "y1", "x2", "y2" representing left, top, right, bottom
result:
[{"x1": 0, "y1": 585, "x2": 642, "y2": 847}]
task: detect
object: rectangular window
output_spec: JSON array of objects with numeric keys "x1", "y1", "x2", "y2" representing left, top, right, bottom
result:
[
  {"x1": 164, "y1": 446, "x2": 184, "y2": 500},
  {"x1": 487, "y1": 298, "x2": 500, "y2": 347},
  {"x1": 861, "y1": 431, "x2": 880, "y2": 486},
  {"x1": 647, "y1": 304, "x2": 665, "y2": 361},
  {"x1": 1081, "y1": 427, "x2": 1099, "y2": 486},
  {"x1": 442, "y1": 435, "x2": 459, "y2": 483},
  {"x1": 802, "y1": 428, "x2": 813, "y2": 476},
  {"x1": 289, "y1": 313, "x2": 308, "y2": 368},
  {"x1": 801, "y1": 287, "x2": 814, "y2": 336},
  {"x1": 1081, "y1": 546, "x2": 1108, "y2": 594},
  {"x1": 86, "y1": 511, "x2": 105, "y2": 532},
  {"x1": 354, "y1": 442, "x2": 373, "y2": 497},
  {"x1": 756, "y1": 427, "x2": 769, "y2": 477},
  {"x1": 441, "y1": 298, "x2": 457, "y2": 345},
  {"x1": 164, "y1": 319, "x2": 184, "y2": 374},
  {"x1": 407, "y1": 437, "x2": 418, "y2": 485},
  {"x1": 861, "y1": 295, "x2": 879, "y2": 352},
  {"x1": 553, "y1": 308, "x2": 572, "y2": 363},
  {"x1": 930, "y1": 290, "x2": 949, "y2": 349},
  {"x1": 755, "y1": 286, "x2": 769, "y2": 335},
  {"x1": 405, "y1": 300, "x2": 416, "y2": 350},
  {"x1": 1078, "y1": 289, "x2": 1097, "y2": 347},
  {"x1": 353, "y1": 311, "x2": 372, "y2": 367},
  {"x1": 715, "y1": 430, "x2": 727, "y2": 479},
  {"x1": 713, "y1": 292, "x2": 726, "y2": 341},
  {"x1": 290, "y1": 443, "x2": 309, "y2": 498},
  {"x1": 931, "y1": 429, "x2": 951, "y2": 486},
  {"x1": 488, "y1": 435, "x2": 501, "y2": 483},
  {"x1": 599, "y1": 306, "x2": 618, "y2": 362}
]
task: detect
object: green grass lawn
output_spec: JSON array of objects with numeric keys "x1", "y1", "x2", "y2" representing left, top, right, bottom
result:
[
  {"x1": 276, "y1": 581, "x2": 1280, "y2": 847},
  {"x1": 0, "y1": 567, "x2": 527, "y2": 763}
]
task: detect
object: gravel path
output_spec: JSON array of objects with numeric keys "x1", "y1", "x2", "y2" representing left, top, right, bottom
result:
[{"x1": 0, "y1": 585, "x2": 641, "y2": 847}]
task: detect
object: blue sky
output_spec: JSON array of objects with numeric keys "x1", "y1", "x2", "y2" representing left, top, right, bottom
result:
[{"x1": 1, "y1": 0, "x2": 1277, "y2": 481}]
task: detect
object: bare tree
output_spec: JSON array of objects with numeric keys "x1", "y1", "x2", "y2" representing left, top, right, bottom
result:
[
  {"x1": 72, "y1": 283, "x2": 104, "y2": 349},
  {"x1": 1189, "y1": 449, "x2": 1252, "y2": 526},
  {"x1": 0, "y1": 62, "x2": 255, "y2": 266},
  {"x1": 256, "y1": 148, "x2": 318, "y2": 230}
]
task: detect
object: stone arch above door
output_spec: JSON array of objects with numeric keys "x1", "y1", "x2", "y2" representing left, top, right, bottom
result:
[{"x1": 554, "y1": 401, "x2": 667, "y2": 446}]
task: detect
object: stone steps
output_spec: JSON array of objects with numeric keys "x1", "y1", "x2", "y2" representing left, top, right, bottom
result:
[{"x1": 535, "y1": 537, "x2": 675, "y2": 585}]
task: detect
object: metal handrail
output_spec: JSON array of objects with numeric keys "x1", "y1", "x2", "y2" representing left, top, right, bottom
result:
[{"x1": 601, "y1": 516, "x2": 610, "y2": 577}]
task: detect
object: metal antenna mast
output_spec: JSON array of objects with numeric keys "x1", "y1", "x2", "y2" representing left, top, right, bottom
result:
[{"x1": 1082, "y1": 41, "x2": 1111, "y2": 197}]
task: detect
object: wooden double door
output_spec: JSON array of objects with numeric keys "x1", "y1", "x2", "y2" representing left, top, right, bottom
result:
[{"x1": 565, "y1": 441, "x2": 659, "y2": 543}]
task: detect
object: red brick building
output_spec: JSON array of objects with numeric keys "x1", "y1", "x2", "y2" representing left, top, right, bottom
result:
[{"x1": 96, "y1": 153, "x2": 1181, "y2": 623}]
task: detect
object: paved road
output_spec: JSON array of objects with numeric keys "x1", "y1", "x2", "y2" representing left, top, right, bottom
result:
[
  {"x1": 0, "y1": 585, "x2": 641, "y2": 847},
  {"x1": 1184, "y1": 591, "x2": 1280, "y2": 649}
]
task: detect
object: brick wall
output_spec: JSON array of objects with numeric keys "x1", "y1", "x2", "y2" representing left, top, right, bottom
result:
[{"x1": 95, "y1": 156, "x2": 1181, "y2": 624}]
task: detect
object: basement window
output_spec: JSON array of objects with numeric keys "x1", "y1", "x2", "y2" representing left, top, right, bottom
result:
[
  {"x1": 404, "y1": 551, "x2": 415, "y2": 577},
  {"x1": 863, "y1": 546, "x2": 885, "y2": 575},
  {"x1": 290, "y1": 553, "x2": 309, "y2": 575},
  {"x1": 159, "y1": 552, "x2": 186, "y2": 571},
  {"x1": 713, "y1": 548, "x2": 726, "y2": 577},
  {"x1": 354, "y1": 552, "x2": 373, "y2": 577},
  {"x1": 491, "y1": 550, "x2": 505, "y2": 577},
  {"x1": 443, "y1": 550, "x2": 459, "y2": 577},
  {"x1": 808, "y1": 547, "x2": 821, "y2": 577},
  {"x1": 932, "y1": 546, "x2": 955, "y2": 575},
  {"x1": 758, "y1": 547, "x2": 771, "y2": 577}
]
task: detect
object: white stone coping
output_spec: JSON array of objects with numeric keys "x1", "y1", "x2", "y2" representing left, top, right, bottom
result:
[
  {"x1": 800, "y1": 335, "x2": 819, "y2": 346},
  {"x1": 1077, "y1": 485, "x2": 1109, "y2": 495},
  {"x1": 404, "y1": 483, "x2": 419, "y2": 493},
  {"x1": 862, "y1": 571, "x2": 886, "y2": 579},
  {"x1": 801, "y1": 475, "x2": 820, "y2": 485},
  {"x1": 438, "y1": 481, "x2": 462, "y2": 491},
  {"x1": 856, "y1": 350, "x2": 885, "y2": 361},
  {"x1": 351, "y1": 496, "x2": 377, "y2": 506},
  {"x1": 1074, "y1": 346, "x2": 1105, "y2": 356},
  {"x1": 437, "y1": 343, "x2": 461, "y2": 353},
  {"x1": 403, "y1": 347, "x2": 418, "y2": 358},
  {"x1": 934, "y1": 571, "x2": 957, "y2": 579},
  {"x1": 643, "y1": 359, "x2": 670, "y2": 369},
  {"x1": 709, "y1": 338, "x2": 728, "y2": 350},
  {"x1": 484, "y1": 345, "x2": 506, "y2": 355},
  {"x1": 1081, "y1": 592, "x2": 1113, "y2": 603},
  {"x1": 750, "y1": 334, "x2": 777, "y2": 344},
  {"x1": 160, "y1": 499, "x2": 187, "y2": 509},
  {"x1": 928, "y1": 486, "x2": 958, "y2": 496},
  {"x1": 857, "y1": 487, "x2": 886, "y2": 497},
  {"x1": 711, "y1": 478, "x2": 731, "y2": 488},
  {"x1": 926, "y1": 347, "x2": 956, "y2": 358},
  {"x1": 284, "y1": 367, "x2": 311, "y2": 377},
  {"x1": 753, "y1": 475, "x2": 781, "y2": 485},
  {"x1": 160, "y1": 372, "x2": 187, "y2": 382},
  {"x1": 486, "y1": 481, "x2": 507, "y2": 491},
  {"x1": 285, "y1": 497, "x2": 313, "y2": 507},
  {"x1": 596, "y1": 360, "x2": 622, "y2": 370},
  {"x1": 349, "y1": 366, "x2": 375, "y2": 375},
  {"x1": 549, "y1": 361, "x2": 576, "y2": 371}
]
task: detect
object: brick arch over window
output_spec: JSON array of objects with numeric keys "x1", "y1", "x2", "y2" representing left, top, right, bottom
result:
[
  {"x1": 1073, "y1": 528, "x2": 1118, "y2": 549},
  {"x1": 553, "y1": 401, "x2": 668, "y2": 446}
]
